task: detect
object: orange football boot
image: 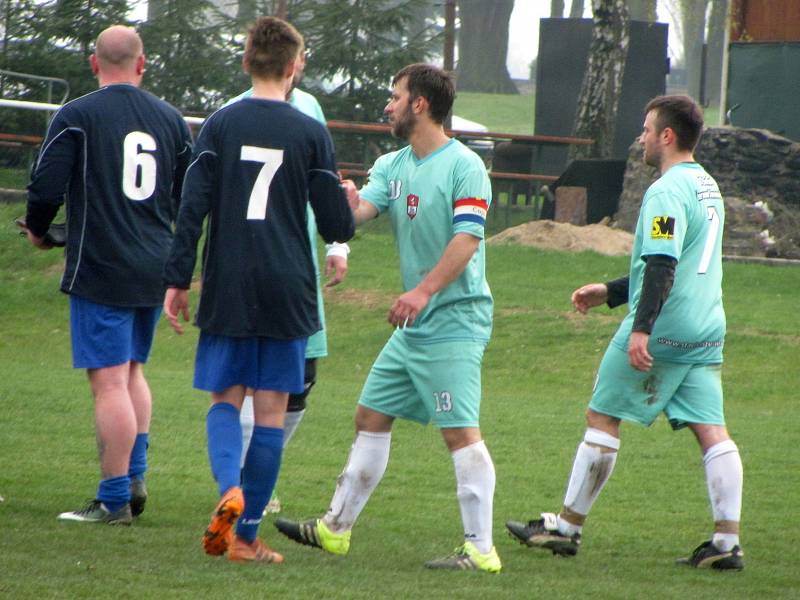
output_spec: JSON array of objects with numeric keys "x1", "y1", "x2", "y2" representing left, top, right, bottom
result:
[
  {"x1": 202, "y1": 486, "x2": 244, "y2": 556},
  {"x1": 228, "y1": 535, "x2": 285, "y2": 563}
]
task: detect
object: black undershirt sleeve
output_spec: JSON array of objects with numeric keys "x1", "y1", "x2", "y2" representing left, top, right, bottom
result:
[
  {"x1": 631, "y1": 254, "x2": 678, "y2": 334},
  {"x1": 604, "y1": 276, "x2": 630, "y2": 309}
]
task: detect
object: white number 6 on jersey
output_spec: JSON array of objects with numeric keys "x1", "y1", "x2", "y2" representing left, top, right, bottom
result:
[
  {"x1": 241, "y1": 145, "x2": 284, "y2": 220},
  {"x1": 122, "y1": 131, "x2": 157, "y2": 201}
]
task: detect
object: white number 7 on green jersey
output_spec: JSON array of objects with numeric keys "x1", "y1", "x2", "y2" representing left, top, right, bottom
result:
[
  {"x1": 697, "y1": 205, "x2": 721, "y2": 274},
  {"x1": 241, "y1": 145, "x2": 284, "y2": 220}
]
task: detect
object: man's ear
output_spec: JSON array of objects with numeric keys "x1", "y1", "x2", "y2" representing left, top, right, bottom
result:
[
  {"x1": 285, "y1": 59, "x2": 296, "y2": 81},
  {"x1": 661, "y1": 126, "x2": 676, "y2": 146},
  {"x1": 412, "y1": 95, "x2": 428, "y2": 116},
  {"x1": 89, "y1": 54, "x2": 100, "y2": 76},
  {"x1": 135, "y1": 54, "x2": 145, "y2": 76}
]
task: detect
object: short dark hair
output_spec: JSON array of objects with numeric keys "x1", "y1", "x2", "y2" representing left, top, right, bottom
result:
[
  {"x1": 392, "y1": 64, "x2": 455, "y2": 124},
  {"x1": 645, "y1": 95, "x2": 704, "y2": 151},
  {"x1": 244, "y1": 16, "x2": 303, "y2": 80}
]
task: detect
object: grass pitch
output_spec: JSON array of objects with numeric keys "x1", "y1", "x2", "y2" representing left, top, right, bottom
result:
[{"x1": 0, "y1": 204, "x2": 797, "y2": 599}]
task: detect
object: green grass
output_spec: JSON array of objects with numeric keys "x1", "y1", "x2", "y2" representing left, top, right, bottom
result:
[
  {"x1": 0, "y1": 167, "x2": 27, "y2": 190},
  {"x1": 452, "y1": 93, "x2": 724, "y2": 139},
  {"x1": 704, "y1": 105, "x2": 721, "y2": 128},
  {"x1": 0, "y1": 203, "x2": 798, "y2": 599},
  {"x1": 453, "y1": 92, "x2": 535, "y2": 135}
]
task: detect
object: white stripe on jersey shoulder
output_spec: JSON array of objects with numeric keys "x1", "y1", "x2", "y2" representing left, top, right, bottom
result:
[
  {"x1": 308, "y1": 168, "x2": 339, "y2": 180},
  {"x1": 37, "y1": 86, "x2": 115, "y2": 168},
  {"x1": 184, "y1": 150, "x2": 218, "y2": 175},
  {"x1": 181, "y1": 150, "x2": 217, "y2": 183},
  {"x1": 60, "y1": 86, "x2": 111, "y2": 109},
  {"x1": 190, "y1": 103, "x2": 236, "y2": 140},
  {"x1": 36, "y1": 126, "x2": 85, "y2": 171}
]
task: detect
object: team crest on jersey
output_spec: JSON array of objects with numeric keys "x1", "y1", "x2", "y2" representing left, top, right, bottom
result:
[
  {"x1": 388, "y1": 179, "x2": 402, "y2": 200},
  {"x1": 651, "y1": 216, "x2": 675, "y2": 239},
  {"x1": 407, "y1": 194, "x2": 419, "y2": 219}
]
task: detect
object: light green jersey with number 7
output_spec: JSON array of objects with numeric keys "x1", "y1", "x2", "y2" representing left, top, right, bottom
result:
[{"x1": 611, "y1": 162, "x2": 726, "y2": 364}]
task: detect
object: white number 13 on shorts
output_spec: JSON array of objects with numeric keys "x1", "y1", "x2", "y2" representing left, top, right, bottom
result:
[{"x1": 433, "y1": 391, "x2": 453, "y2": 413}]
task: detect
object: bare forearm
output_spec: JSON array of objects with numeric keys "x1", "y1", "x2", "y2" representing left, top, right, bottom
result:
[
  {"x1": 417, "y1": 233, "x2": 480, "y2": 296},
  {"x1": 353, "y1": 197, "x2": 379, "y2": 225},
  {"x1": 387, "y1": 232, "x2": 481, "y2": 328}
]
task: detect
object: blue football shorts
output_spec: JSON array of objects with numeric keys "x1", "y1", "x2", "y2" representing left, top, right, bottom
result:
[
  {"x1": 194, "y1": 332, "x2": 307, "y2": 394},
  {"x1": 69, "y1": 294, "x2": 161, "y2": 369},
  {"x1": 589, "y1": 343, "x2": 725, "y2": 429},
  {"x1": 358, "y1": 329, "x2": 486, "y2": 429}
]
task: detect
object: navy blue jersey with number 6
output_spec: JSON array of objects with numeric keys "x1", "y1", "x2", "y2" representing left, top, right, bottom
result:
[
  {"x1": 27, "y1": 84, "x2": 193, "y2": 307},
  {"x1": 164, "y1": 97, "x2": 354, "y2": 339}
]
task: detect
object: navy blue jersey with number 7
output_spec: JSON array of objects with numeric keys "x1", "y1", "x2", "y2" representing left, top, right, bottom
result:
[{"x1": 164, "y1": 97, "x2": 354, "y2": 339}]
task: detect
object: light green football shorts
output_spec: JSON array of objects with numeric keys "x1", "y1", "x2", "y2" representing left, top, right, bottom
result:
[
  {"x1": 589, "y1": 343, "x2": 725, "y2": 429},
  {"x1": 358, "y1": 330, "x2": 486, "y2": 428}
]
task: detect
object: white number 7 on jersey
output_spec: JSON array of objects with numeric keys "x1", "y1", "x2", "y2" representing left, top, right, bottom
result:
[
  {"x1": 697, "y1": 205, "x2": 721, "y2": 274},
  {"x1": 241, "y1": 145, "x2": 284, "y2": 220}
]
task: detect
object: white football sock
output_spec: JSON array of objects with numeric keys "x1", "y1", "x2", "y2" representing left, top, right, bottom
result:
[
  {"x1": 704, "y1": 439, "x2": 743, "y2": 551},
  {"x1": 558, "y1": 428, "x2": 619, "y2": 536},
  {"x1": 283, "y1": 409, "x2": 306, "y2": 448},
  {"x1": 239, "y1": 395, "x2": 255, "y2": 469},
  {"x1": 323, "y1": 431, "x2": 391, "y2": 533},
  {"x1": 452, "y1": 440, "x2": 496, "y2": 554}
]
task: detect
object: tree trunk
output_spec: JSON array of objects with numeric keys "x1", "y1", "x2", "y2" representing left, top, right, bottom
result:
[
  {"x1": 682, "y1": 0, "x2": 708, "y2": 102},
  {"x1": 705, "y1": 0, "x2": 728, "y2": 106},
  {"x1": 456, "y1": 0, "x2": 518, "y2": 93},
  {"x1": 551, "y1": 0, "x2": 565, "y2": 18},
  {"x1": 569, "y1": 0, "x2": 585, "y2": 18},
  {"x1": 628, "y1": 0, "x2": 657, "y2": 21},
  {"x1": 570, "y1": 0, "x2": 630, "y2": 160}
]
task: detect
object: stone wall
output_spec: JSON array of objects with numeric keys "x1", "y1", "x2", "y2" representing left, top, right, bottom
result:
[{"x1": 615, "y1": 127, "x2": 800, "y2": 258}]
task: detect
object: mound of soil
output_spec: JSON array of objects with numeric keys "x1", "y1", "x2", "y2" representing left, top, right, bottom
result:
[{"x1": 488, "y1": 219, "x2": 633, "y2": 256}]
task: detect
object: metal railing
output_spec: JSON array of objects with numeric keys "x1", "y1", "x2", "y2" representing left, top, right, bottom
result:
[
  {"x1": 0, "y1": 69, "x2": 69, "y2": 105},
  {"x1": 1, "y1": 99, "x2": 593, "y2": 227}
]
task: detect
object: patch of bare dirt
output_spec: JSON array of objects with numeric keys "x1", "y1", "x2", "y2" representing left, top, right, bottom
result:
[
  {"x1": 488, "y1": 219, "x2": 633, "y2": 256},
  {"x1": 326, "y1": 287, "x2": 395, "y2": 310},
  {"x1": 45, "y1": 262, "x2": 65, "y2": 276}
]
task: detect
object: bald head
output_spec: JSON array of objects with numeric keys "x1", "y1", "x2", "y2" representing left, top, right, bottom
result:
[
  {"x1": 91, "y1": 26, "x2": 145, "y2": 86},
  {"x1": 96, "y1": 26, "x2": 143, "y2": 67}
]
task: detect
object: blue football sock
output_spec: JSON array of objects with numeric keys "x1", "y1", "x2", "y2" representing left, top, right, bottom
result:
[
  {"x1": 236, "y1": 426, "x2": 284, "y2": 542},
  {"x1": 128, "y1": 433, "x2": 149, "y2": 481},
  {"x1": 97, "y1": 475, "x2": 131, "y2": 513},
  {"x1": 206, "y1": 402, "x2": 243, "y2": 496}
]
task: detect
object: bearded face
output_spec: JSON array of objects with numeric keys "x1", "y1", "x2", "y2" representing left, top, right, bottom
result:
[
  {"x1": 390, "y1": 101, "x2": 417, "y2": 140},
  {"x1": 385, "y1": 77, "x2": 418, "y2": 140}
]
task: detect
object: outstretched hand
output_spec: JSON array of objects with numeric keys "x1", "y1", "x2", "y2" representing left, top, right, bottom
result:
[
  {"x1": 340, "y1": 179, "x2": 360, "y2": 211},
  {"x1": 571, "y1": 283, "x2": 608, "y2": 314}
]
